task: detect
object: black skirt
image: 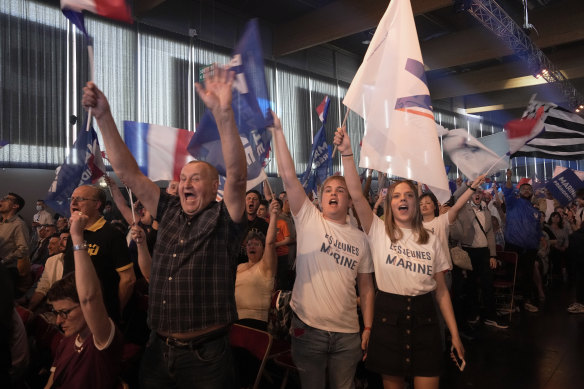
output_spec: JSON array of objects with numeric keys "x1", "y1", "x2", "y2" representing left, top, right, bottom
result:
[{"x1": 366, "y1": 291, "x2": 442, "y2": 377}]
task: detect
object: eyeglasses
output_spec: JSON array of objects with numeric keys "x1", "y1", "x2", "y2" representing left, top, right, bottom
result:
[
  {"x1": 52, "y1": 305, "x2": 80, "y2": 320},
  {"x1": 69, "y1": 196, "x2": 98, "y2": 203}
]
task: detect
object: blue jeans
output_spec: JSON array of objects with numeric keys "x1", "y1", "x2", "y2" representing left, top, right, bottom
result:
[
  {"x1": 291, "y1": 315, "x2": 362, "y2": 389},
  {"x1": 139, "y1": 332, "x2": 235, "y2": 389}
]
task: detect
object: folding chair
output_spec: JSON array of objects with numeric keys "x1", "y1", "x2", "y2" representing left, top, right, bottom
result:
[
  {"x1": 493, "y1": 250, "x2": 519, "y2": 321},
  {"x1": 230, "y1": 324, "x2": 273, "y2": 389}
]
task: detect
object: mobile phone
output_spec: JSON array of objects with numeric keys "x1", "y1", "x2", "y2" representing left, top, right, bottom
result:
[
  {"x1": 450, "y1": 345, "x2": 466, "y2": 371},
  {"x1": 381, "y1": 188, "x2": 388, "y2": 196}
]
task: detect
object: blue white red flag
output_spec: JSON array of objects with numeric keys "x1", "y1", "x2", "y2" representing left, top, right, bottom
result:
[
  {"x1": 343, "y1": 0, "x2": 450, "y2": 203},
  {"x1": 187, "y1": 19, "x2": 272, "y2": 191},
  {"x1": 300, "y1": 126, "x2": 332, "y2": 194},
  {"x1": 61, "y1": 0, "x2": 132, "y2": 28},
  {"x1": 442, "y1": 129, "x2": 508, "y2": 180},
  {"x1": 123, "y1": 121, "x2": 195, "y2": 182},
  {"x1": 45, "y1": 119, "x2": 106, "y2": 217},
  {"x1": 315, "y1": 96, "x2": 331, "y2": 123}
]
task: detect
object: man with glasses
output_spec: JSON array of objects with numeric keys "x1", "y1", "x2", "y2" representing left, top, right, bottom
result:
[
  {"x1": 0, "y1": 193, "x2": 29, "y2": 291},
  {"x1": 62, "y1": 185, "x2": 135, "y2": 324},
  {"x1": 82, "y1": 65, "x2": 247, "y2": 388}
]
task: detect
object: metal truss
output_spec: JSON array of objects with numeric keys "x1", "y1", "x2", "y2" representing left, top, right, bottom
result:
[{"x1": 466, "y1": 0, "x2": 584, "y2": 112}]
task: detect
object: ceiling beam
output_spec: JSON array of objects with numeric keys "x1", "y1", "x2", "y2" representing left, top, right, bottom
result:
[
  {"x1": 422, "y1": 0, "x2": 584, "y2": 70},
  {"x1": 428, "y1": 47, "x2": 584, "y2": 100},
  {"x1": 273, "y1": 0, "x2": 452, "y2": 57}
]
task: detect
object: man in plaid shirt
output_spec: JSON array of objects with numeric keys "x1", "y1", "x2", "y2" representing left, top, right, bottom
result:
[{"x1": 82, "y1": 65, "x2": 247, "y2": 389}]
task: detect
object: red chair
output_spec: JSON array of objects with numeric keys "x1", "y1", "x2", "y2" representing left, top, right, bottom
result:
[
  {"x1": 493, "y1": 250, "x2": 519, "y2": 322},
  {"x1": 230, "y1": 324, "x2": 273, "y2": 389}
]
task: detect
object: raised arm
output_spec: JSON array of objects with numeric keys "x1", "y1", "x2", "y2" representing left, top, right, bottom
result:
[
  {"x1": 447, "y1": 174, "x2": 486, "y2": 224},
  {"x1": 131, "y1": 225, "x2": 151, "y2": 282},
  {"x1": 195, "y1": 65, "x2": 246, "y2": 222},
  {"x1": 82, "y1": 83, "x2": 160, "y2": 216},
  {"x1": 104, "y1": 175, "x2": 134, "y2": 225},
  {"x1": 334, "y1": 126, "x2": 374, "y2": 233},
  {"x1": 258, "y1": 199, "x2": 279, "y2": 278},
  {"x1": 69, "y1": 212, "x2": 112, "y2": 346},
  {"x1": 269, "y1": 111, "x2": 307, "y2": 215}
]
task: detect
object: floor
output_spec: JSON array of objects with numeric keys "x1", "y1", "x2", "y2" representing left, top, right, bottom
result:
[{"x1": 440, "y1": 284, "x2": 584, "y2": 389}]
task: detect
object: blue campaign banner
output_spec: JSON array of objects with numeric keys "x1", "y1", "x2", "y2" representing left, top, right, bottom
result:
[
  {"x1": 300, "y1": 126, "x2": 331, "y2": 194},
  {"x1": 188, "y1": 19, "x2": 272, "y2": 183},
  {"x1": 546, "y1": 168, "x2": 584, "y2": 206}
]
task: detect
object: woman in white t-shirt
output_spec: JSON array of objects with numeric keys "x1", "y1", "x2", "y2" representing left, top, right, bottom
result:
[{"x1": 335, "y1": 127, "x2": 465, "y2": 389}]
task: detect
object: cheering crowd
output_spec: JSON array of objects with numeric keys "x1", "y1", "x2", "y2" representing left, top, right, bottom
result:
[{"x1": 1, "y1": 66, "x2": 584, "y2": 389}]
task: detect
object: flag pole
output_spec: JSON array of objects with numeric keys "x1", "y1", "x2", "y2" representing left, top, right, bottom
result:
[
  {"x1": 126, "y1": 187, "x2": 136, "y2": 225},
  {"x1": 332, "y1": 109, "x2": 350, "y2": 158},
  {"x1": 85, "y1": 44, "x2": 95, "y2": 132},
  {"x1": 264, "y1": 178, "x2": 274, "y2": 199},
  {"x1": 484, "y1": 153, "x2": 509, "y2": 177}
]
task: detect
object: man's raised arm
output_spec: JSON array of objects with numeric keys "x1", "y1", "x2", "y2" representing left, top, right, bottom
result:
[
  {"x1": 194, "y1": 65, "x2": 247, "y2": 222},
  {"x1": 82, "y1": 82, "x2": 159, "y2": 216}
]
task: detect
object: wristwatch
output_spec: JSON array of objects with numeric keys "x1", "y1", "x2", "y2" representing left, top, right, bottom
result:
[{"x1": 73, "y1": 241, "x2": 88, "y2": 252}]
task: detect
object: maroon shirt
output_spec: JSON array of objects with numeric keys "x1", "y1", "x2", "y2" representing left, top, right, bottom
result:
[{"x1": 51, "y1": 325, "x2": 123, "y2": 389}]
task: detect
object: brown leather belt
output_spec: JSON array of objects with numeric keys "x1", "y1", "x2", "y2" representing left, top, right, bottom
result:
[{"x1": 156, "y1": 326, "x2": 229, "y2": 349}]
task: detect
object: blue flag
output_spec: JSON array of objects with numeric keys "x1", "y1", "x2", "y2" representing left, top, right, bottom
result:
[
  {"x1": 188, "y1": 19, "x2": 272, "y2": 190},
  {"x1": 300, "y1": 126, "x2": 332, "y2": 194},
  {"x1": 45, "y1": 117, "x2": 106, "y2": 216},
  {"x1": 546, "y1": 168, "x2": 584, "y2": 206}
]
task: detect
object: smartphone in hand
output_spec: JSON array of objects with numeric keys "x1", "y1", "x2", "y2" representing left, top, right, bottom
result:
[{"x1": 451, "y1": 345, "x2": 466, "y2": 371}]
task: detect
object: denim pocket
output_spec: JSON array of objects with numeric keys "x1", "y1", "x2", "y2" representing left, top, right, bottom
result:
[{"x1": 192, "y1": 336, "x2": 227, "y2": 363}]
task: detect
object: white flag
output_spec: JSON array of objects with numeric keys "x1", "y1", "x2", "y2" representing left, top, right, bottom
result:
[
  {"x1": 343, "y1": 0, "x2": 449, "y2": 202},
  {"x1": 443, "y1": 129, "x2": 508, "y2": 180}
]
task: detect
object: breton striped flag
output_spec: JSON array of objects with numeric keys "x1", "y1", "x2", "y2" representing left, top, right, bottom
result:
[{"x1": 505, "y1": 98, "x2": 584, "y2": 160}]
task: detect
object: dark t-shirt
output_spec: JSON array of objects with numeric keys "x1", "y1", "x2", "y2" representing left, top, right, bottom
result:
[
  {"x1": 63, "y1": 218, "x2": 131, "y2": 323},
  {"x1": 238, "y1": 216, "x2": 269, "y2": 263}
]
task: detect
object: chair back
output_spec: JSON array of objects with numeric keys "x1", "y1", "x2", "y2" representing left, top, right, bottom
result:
[{"x1": 230, "y1": 324, "x2": 272, "y2": 389}]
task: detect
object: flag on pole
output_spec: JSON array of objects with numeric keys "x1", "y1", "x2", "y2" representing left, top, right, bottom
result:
[
  {"x1": 187, "y1": 19, "x2": 272, "y2": 191},
  {"x1": 316, "y1": 96, "x2": 331, "y2": 123},
  {"x1": 442, "y1": 129, "x2": 508, "y2": 180},
  {"x1": 342, "y1": 0, "x2": 450, "y2": 202},
  {"x1": 46, "y1": 117, "x2": 106, "y2": 216},
  {"x1": 504, "y1": 98, "x2": 584, "y2": 160},
  {"x1": 61, "y1": 0, "x2": 132, "y2": 26},
  {"x1": 123, "y1": 121, "x2": 195, "y2": 182}
]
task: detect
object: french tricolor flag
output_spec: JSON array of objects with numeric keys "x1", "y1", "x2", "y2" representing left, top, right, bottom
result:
[
  {"x1": 61, "y1": 0, "x2": 132, "y2": 24},
  {"x1": 123, "y1": 121, "x2": 195, "y2": 182},
  {"x1": 315, "y1": 96, "x2": 330, "y2": 123}
]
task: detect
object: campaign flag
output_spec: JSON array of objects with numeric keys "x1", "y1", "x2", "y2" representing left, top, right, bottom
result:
[
  {"x1": 316, "y1": 96, "x2": 331, "y2": 123},
  {"x1": 61, "y1": 0, "x2": 132, "y2": 28},
  {"x1": 504, "y1": 98, "x2": 584, "y2": 159},
  {"x1": 123, "y1": 121, "x2": 195, "y2": 182},
  {"x1": 46, "y1": 120, "x2": 106, "y2": 217},
  {"x1": 188, "y1": 19, "x2": 272, "y2": 191},
  {"x1": 553, "y1": 166, "x2": 584, "y2": 181},
  {"x1": 300, "y1": 126, "x2": 333, "y2": 194},
  {"x1": 442, "y1": 129, "x2": 508, "y2": 180},
  {"x1": 343, "y1": 0, "x2": 450, "y2": 203},
  {"x1": 545, "y1": 168, "x2": 584, "y2": 206}
]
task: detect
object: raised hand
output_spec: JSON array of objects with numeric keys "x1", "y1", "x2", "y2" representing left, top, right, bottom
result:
[
  {"x1": 82, "y1": 82, "x2": 111, "y2": 120},
  {"x1": 194, "y1": 64, "x2": 235, "y2": 114},
  {"x1": 333, "y1": 125, "x2": 352, "y2": 155},
  {"x1": 269, "y1": 198, "x2": 280, "y2": 215},
  {"x1": 267, "y1": 110, "x2": 283, "y2": 133}
]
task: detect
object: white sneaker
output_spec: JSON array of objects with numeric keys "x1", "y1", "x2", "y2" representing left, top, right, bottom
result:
[
  {"x1": 568, "y1": 305, "x2": 584, "y2": 314},
  {"x1": 524, "y1": 303, "x2": 539, "y2": 313}
]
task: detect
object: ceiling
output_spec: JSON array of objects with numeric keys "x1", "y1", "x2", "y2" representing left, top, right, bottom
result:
[{"x1": 138, "y1": 0, "x2": 584, "y2": 126}]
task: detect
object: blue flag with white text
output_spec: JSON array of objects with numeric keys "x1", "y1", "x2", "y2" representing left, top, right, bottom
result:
[
  {"x1": 300, "y1": 126, "x2": 332, "y2": 194},
  {"x1": 187, "y1": 19, "x2": 272, "y2": 190},
  {"x1": 45, "y1": 119, "x2": 106, "y2": 216}
]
